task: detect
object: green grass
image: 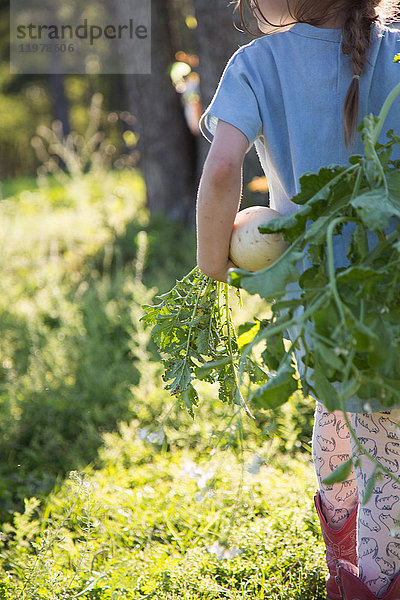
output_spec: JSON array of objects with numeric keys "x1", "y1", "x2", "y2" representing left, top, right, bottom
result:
[
  {"x1": 0, "y1": 420, "x2": 327, "y2": 599},
  {"x1": 0, "y1": 170, "x2": 325, "y2": 599},
  {"x1": 0, "y1": 169, "x2": 197, "y2": 512},
  {"x1": 1, "y1": 176, "x2": 39, "y2": 198}
]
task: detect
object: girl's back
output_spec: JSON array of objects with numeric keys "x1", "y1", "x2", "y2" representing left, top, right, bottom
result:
[{"x1": 200, "y1": 23, "x2": 400, "y2": 216}]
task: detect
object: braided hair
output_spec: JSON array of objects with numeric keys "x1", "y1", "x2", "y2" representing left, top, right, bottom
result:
[
  {"x1": 342, "y1": 1, "x2": 380, "y2": 147},
  {"x1": 235, "y1": 0, "x2": 399, "y2": 148}
]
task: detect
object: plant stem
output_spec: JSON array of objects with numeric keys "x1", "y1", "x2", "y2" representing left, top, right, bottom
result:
[
  {"x1": 326, "y1": 217, "x2": 349, "y2": 324},
  {"x1": 178, "y1": 276, "x2": 210, "y2": 390},
  {"x1": 223, "y1": 283, "x2": 254, "y2": 418},
  {"x1": 373, "y1": 82, "x2": 400, "y2": 145},
  {"x1": 350, "y1": 166, "x2": 363, "y2": 202}
]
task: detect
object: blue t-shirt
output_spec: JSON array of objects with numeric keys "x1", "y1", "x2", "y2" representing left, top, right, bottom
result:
[
  {"x1": 199, "y1": 22, "x2": 400, "y2": 217},
  {"x1": 199, "y1": 22, "x2": 400, "y2": 413}
]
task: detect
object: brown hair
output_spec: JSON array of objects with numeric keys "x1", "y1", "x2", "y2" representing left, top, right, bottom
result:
[{"x1": 234, "y1": 0, "x2": 400, "y2": 148}]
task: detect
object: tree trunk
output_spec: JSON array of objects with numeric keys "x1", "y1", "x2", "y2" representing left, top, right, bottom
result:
[
  {"x1": 48, "y1": 75, "x2": 70, "y2": 137},
  {"x1": 122, "y1": 0, "x2": 197, "y2": 225},
  {"x1": 193, "y1": 0, "x2": 265, "y2": 207}
]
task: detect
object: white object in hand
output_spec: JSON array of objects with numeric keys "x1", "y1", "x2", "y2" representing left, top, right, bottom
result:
[{"x1": 229, "y1": 206, "x2": 289, "y2": 272}]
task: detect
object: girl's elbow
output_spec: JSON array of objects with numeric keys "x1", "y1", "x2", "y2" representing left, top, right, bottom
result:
[
  {"x1": 203, "y1": 157, "x2": 241, "y2": 184},
  {"x1": 197, "y1": 261, "x2": 218, "y2": 281},
  {"x1": 197, "y1": 261, "x2": 213, "y2": 279}
]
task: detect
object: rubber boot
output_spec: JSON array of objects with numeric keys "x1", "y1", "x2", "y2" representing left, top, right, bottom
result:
[
  {"x1": 337, "y1": 559, "x2": 400, "y2": 600},
  {"x1": 314, "y1": 491, "x2": 358, "y2": 600}
]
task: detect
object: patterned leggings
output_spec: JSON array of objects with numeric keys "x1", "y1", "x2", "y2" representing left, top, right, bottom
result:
[{"x1": 312, "y1": 401, "x2": 400, "y2": 598}]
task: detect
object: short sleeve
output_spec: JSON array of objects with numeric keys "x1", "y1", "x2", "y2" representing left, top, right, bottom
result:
[{"x1": 199, "y1": 50, "x2": 263, "y2": 151}]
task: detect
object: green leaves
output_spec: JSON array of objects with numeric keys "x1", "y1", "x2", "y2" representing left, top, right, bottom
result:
[
  {"x1": 230, "y1": 86, "x2": 400, "y2": 413},
  {"x1": 350, "y1": 186, "x2": 400, "y2": 230},
  {"x1": 322, "y1": 458, "x2": 353, "y2": 485},
  {"x1": 361, "y1": 115, "x2": 382, "y2": 187},
  {"x1": 362, "y1": 469, "x2": 379, "y2": 505},
  {"x1": 142, "y1": 268, "x2": 247, "y2": 415},
  {"x1": 142, "y1": 85, "x2": 400, "y2": 422},
  {"x1": 229, "y1": 248, "x2": 304, "y2": 301},
  {"x1": 310, "y1": 370, "x2": 339, "y2": 413},
  {"x1": 250, "y1": 354, "x2": 298, "y2": 411},
  {"x1": 195, "y1": 357, "x2": 232, "y2": 380}
]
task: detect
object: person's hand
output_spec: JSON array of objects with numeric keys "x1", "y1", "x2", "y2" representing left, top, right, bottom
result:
[{"x1": 199, "y1": 259, "x2": 237, "y2": 284}]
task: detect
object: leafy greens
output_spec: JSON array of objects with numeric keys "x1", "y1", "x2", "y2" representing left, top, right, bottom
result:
[
  {"x1": 232, "y1": 82, "x2": 400, "y2": 413},
  {"x1": 142, "y1": 81, "x2": 400, "y2": 419}
]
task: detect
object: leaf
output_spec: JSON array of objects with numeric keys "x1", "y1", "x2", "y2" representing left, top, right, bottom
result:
[
  {"x1": 336, "y1": 265, "x2": 381, "y2": 283},
  {"x1": 257, "y1": 169, "x2": 354, "y2": 244},
  {"x1": 311, "y1": 369, "x2": 340, "y2": 412},
  {"x1": 164, "y1": 357, "x2": 192, "y2": 395},
  {"x1": 195, "y1": 357, "x2": 232, "y2": 380},
  {"x1": 218, "y1": 363, "x2": 237, "y2": 403},
  {"x1": 229, "y1": 249, "x2": 304, "y2": 301},
  {"x1": 258, "y1": 210, "x2": 308, "y2": 240},
  {"x1": 291, "y1": 166, "x2": 348, "y2": 206},
  {"x1": 304, "y1": 215, "x2": 332, "y2": 244},
  {"x1": 313, "y1": 341, "x2": 344, "y2": 374},
  {"x1": 346, "y1": 223, "x2": 369, "y2": 263},
  {"x1": 351, "y1": 189, "x2": 395, "y2": 229},
  {"x1": 179, "y1": 384, "x2": 199, "y2": 419},
  {"x1": 250, "y1": 356, "x2": 298, "y2": 410},
  {"x1": 196, "y1": 328, "x2": 211, "y2": 355},
  {"x1": 350, "y1": 179, "x2": 400, "y2": 230},
  {"x1": 245, "y1": 357, "x2": 269, "y2": 383},
  {"x1": 346, "y1": 313, "x2": 380, "y2": 352},
  {"x1": 362, "y1": 470, "x2": 379, "y2": 505},
  {"x1": 361, "y1": 114, "x2": 382, "y2": 187},
  {"x1": 322, "y1": 458, "x2": 353, "y2": 485},
  {"x1": 340, "y1": 378, "x2": 361, "y2": 402},
  {"x1": 299, "y1": 266, "x2": 328, "y2": 294},
  {"x1": 261, "y1": 334, "x2": 287, "y2": 372},
  {"x1": 237, "y1": 321, "x2": 261, "y2": 349}
]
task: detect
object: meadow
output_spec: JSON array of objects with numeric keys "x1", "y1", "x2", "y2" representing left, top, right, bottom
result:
[{"x1": 0, "y1": 169, "x2": 327, "y2": 599}]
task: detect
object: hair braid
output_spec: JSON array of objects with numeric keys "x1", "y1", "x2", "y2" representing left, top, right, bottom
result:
[{"x1": 342, "y1": 1, "x2": 380, "y2": 148}]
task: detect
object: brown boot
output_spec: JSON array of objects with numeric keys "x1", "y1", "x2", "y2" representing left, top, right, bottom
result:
[
  {"x1": 314, "y1": 491, "x2": 358, "y2": 600},
  {"x1": 337, "y1": 559, "x2": 400, "y2": 600}
]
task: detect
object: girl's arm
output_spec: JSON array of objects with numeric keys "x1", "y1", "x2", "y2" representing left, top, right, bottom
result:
[{"x1": 196, "y1": 119, "x2": 250, "y2": 283}]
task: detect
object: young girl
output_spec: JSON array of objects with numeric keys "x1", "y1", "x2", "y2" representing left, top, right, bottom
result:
[{"x1": 196, "y1": 1, "x2": 400, "y2": 599}]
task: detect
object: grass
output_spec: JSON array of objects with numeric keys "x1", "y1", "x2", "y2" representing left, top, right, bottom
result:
[
  {"x1": 0, "y1": 169, "x2": 325, "y2": 599},
  {"x1": 0, "y1": 168, "x2": 197, "y2": 511},
  {"x1": 0, "y1": 420, "x2": 327, "y2": 599}
]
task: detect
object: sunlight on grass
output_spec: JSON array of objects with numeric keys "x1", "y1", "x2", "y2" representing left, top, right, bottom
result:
[
  {"x1": 0, "y1": 169, "x2": 323, "y2": 599},
  {"x1": 1, "y1": 420, "x2": 325, "y2": 599}
]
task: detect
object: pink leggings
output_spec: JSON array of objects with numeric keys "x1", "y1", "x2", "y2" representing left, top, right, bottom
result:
[{"x1": 312, "y1": 401, "x2": 400, "y2": 597}]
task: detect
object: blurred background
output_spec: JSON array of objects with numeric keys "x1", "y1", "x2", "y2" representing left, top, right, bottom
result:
[{"x1": 0, "y1": 0, "x2": 267, "y2": 218}]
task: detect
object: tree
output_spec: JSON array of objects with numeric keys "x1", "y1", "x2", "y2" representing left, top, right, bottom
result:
[
  {"x1": 119, "y1": 0, "x2": 264, "y2": 224},
  {"x1": 48, "y1": 75, "x2": 70, "y2": 137},
  {"x1": 119, "y1": 0, "x2": 197, "y2": 225},
  {"x1": 193, "y1": 0, "x2": 265, "y2": 205}
]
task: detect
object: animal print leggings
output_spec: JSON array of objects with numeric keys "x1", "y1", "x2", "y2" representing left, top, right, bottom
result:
[{"x1": 312, "y1": 401, "x2": 400, "y2": 598}]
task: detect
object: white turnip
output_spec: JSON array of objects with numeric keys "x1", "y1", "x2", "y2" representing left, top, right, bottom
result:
[{"x1": 229, "y1": 206, "x2": 288, "y2": 271}]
